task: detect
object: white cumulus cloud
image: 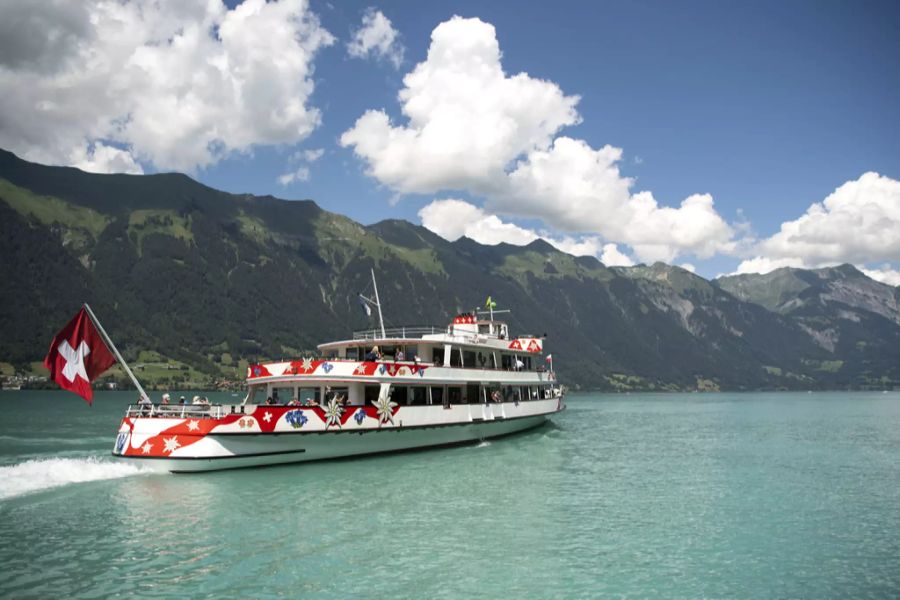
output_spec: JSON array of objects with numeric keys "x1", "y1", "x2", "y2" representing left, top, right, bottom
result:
[
  {"x1": 418, "y1": 198, "x2": 631, "y2": 263},
  {"x1": 418, "y1": 199, "x2": 538, "y2": 246},
  {"x1": 861, "y1": 266, "x2": 900, "y2": 287},
  {"x1": 756, "y1": 172, "x2": 900, "y2": 265},
  {"x1": 343, "y1": 15, "x2": 736, "y2": 264},
  {"x1": 601, "y1": 244, "x2": 635, "y2": 267},
  {"x1": 342, "y1": 16, "x2": 581, "y2": 195},
  {"x1": 347, "y1": 8, "x2": 404, "y2": 69},
  {"x1": 0, "y1": 0, "x2": 334, "y2": 173},
  {"x1": 735, "y1": 172, "x2": 900, "y2": 280},
  {"x1": 70, "y1": 143, "x2": 144, "y2": 175}
]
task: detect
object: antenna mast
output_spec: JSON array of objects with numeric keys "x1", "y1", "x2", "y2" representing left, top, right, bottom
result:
[{"x1": 371, "y1": 268, "x2": 386, "y2": 338}]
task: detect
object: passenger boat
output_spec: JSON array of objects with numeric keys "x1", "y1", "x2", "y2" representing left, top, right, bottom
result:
[{"x1": 112, "y1": 275, "x2": 565, "y2": 472}]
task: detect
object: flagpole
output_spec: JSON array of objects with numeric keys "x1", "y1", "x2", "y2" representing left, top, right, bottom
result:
[
  {"x1": 82, "y1": 303, "x2": 150, "y2": 402},
  {"x1": 371, "y1": 268, "x2": 386, "y2": 339}
]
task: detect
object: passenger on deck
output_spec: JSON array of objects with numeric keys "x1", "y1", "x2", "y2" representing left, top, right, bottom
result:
[
  {"x1": 265, "y1": 396, "x2": 274, "y2": 405},
  {"x1": 161, "y1": 393, "x2": 170, "y2": 405},
  {"x1": 395, "y1": 349, "x2": 405, "y2": 362},
  {"x1": 178, "y1": 395, "x2": 186, "y2": 404},
  {"x1": 515, "y1": 357, "x2": 525, "y2": 371},
  {"x1": 288, "y1": 397, "x2": 301, "y2": 406}
]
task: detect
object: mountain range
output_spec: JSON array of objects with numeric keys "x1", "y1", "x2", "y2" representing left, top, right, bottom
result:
[{"x1": 2, "y1": 148, "x2": 898, "y2": 391}]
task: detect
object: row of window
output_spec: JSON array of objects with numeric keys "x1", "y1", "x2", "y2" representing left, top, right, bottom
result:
[
  {"x1": 332, "y1": 345, "x2": 541, "y2": 371},
  {"x1": 263, "y1": 384, "x2": 558, "y2": 407}
]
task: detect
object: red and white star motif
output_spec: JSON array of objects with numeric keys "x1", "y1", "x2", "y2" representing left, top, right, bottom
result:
[
  {"x1": 263, "y1": 411, "x2": 273, "y2": 423},
  {"x1": 141, "y1": 442, "x2": 153, "y2": 454},
  {"x1": 163, "y1": 436, "x2": 181, "y2": 454},
  {"x1": 186, "y1": 420, "x2": 200, "y2": 431}
]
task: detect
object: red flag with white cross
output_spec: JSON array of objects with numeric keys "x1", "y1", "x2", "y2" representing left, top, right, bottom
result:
[{"x1": 43, "y1": 307, "x2": 117, "y2": 404}]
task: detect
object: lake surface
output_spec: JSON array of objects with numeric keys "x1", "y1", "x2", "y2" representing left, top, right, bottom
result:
[{"x1": 1, "y1": 390, "x2": 898, "y2": 598}]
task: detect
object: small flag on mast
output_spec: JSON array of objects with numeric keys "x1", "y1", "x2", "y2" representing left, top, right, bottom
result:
[
  {"x1": 485, "y1": 296, "x2": 497, "y2": 309},
  {"x1": 43, "y1": 308, "x2": 117, "y2": 404},
  {"x1": 358, "y1": 294, "x2": 372, "y2": 317}
]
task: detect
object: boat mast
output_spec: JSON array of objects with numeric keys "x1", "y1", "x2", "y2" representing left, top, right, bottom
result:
[
  {"x1": 82, "y1": 302, "x2": 150, "y2": 402},
  {"x1": 371, "y1": 268, "x2": 386, "y2": 339}
]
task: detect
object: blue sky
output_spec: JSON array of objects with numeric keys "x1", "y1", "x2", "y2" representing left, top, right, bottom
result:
[{"x1": 2, "y1": 0, "x2": 898, "y2": 281}]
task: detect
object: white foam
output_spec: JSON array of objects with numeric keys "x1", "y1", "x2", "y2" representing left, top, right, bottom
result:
[{"x1": 0, "y1": 457, "x2": 153, "y2": 500}]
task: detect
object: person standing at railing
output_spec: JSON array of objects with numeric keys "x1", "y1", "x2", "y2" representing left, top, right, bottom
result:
[{"x1": 138, "y1": 393, "x2": 152, "y2": 416}]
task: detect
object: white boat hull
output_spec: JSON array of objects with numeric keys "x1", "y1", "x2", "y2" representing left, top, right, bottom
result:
[
  {"x1": 118, "y1": 413, "x2": 549, "y2": 472},
  {"x1": 114, "y1": 398, "x2": 562, "y2": 472}
]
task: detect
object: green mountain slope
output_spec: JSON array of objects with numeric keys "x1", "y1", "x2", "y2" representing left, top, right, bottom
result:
[
  {"x1": 2, "y1": 148, "x2": 898, "y2": 391},
  {"x1": 716, "y1": 266, "x2": 900, "y2": 387}
]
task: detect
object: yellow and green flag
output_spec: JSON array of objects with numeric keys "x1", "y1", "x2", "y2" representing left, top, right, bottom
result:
[{"x1": 485, "y1": 296, "x2": 497, "y2": 309}]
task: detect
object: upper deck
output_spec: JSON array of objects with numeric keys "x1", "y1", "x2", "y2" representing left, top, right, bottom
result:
[
  {"x1": 318, "y1": 314, "x2": 544, "y2": 356},
  {"x1": 247, "y1": 313, "x2": 553, "y2": 386}
]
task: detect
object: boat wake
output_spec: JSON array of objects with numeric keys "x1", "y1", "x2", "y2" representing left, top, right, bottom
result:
[{"x1": 0, "y1": 456, "x2": 153, "y2": 501}]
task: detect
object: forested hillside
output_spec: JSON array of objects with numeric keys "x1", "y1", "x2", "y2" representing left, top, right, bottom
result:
[{"x1": 2, "y1": 149, "x2": 899, "y2": 391}]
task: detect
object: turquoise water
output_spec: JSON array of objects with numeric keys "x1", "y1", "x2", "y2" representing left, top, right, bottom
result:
[{"x1": 1, "y1": 391, "x2": 899, "y2": 598}]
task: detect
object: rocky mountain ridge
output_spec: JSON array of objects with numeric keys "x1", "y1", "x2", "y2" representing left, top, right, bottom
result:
[{"x1": 2, "y1": 148, "x2": 898, "y2": 391}]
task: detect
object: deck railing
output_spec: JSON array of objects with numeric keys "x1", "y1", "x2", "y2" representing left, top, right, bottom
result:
[
  {"x1": 352, "y1": 326, "x2": 445, "y2": 340},
  {"x1": 125, "y1": 404, "x2": 229, "y2": 419}
]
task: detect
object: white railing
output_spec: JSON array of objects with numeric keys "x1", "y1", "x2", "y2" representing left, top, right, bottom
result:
[
  {"x1": 125, "y1": 404, "x2": 228, "y2": 419},
  {"x1": 352, "y1": 326, "x2": 445, "y2": 340}
]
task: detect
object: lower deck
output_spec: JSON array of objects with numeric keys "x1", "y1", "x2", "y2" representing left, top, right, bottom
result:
[{"x1": 116, "y1": 412, "x2": 552, "y2": 472}]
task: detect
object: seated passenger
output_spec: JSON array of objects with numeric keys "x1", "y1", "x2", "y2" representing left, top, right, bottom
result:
[
  {"x1": 288, "y1": 398, "x2": 300, "y2": 406},
  {"x1": 395, "y1": 349, "x2": 405, "y2": 362}
]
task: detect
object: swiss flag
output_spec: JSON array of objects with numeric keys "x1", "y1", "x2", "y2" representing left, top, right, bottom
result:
[{"x1": 43, "y1": 307, "x2": 117, "y2": 404}]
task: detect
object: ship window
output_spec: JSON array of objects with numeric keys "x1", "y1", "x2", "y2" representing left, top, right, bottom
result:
[
  {"x1": 433, "y1": 347, "x2": 444, "y2": 366},
  {"x1": 325, "y1": 386, "x2": 349, "y2": 404},
  {"x1": 501, "y1": 354, "x2": 512, "y2": 370},
  {"x1": 364, "y1": 385, "x2": 380, "y2": 404},
  {"x1": 271, "y1": 387, "x2": 293, "y2": 405},
  {"x1": 463, "y1": 351, "x2": 476, "y2": 368},
  {"x1": 409, "y1": 386, "x2": 427, "y2": 405},
  {"x1": 346, "y1": 347, "x2": 361, "y2": 361},
  {"x1": 297, "y1": 387, "x2": 320, "y2": 405},
  {"x1": 450, "y1": 349, "x2": 462, "y2": 367},
  {"x1": 448, "y1": 386, "x2": 463, "y2": 404},
  {"x1": 430, "y1": 386, "x2": 445, "y2": 407},
  {"x1": 466, "y1": 383, "x2": 481, "y2": 404}
]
